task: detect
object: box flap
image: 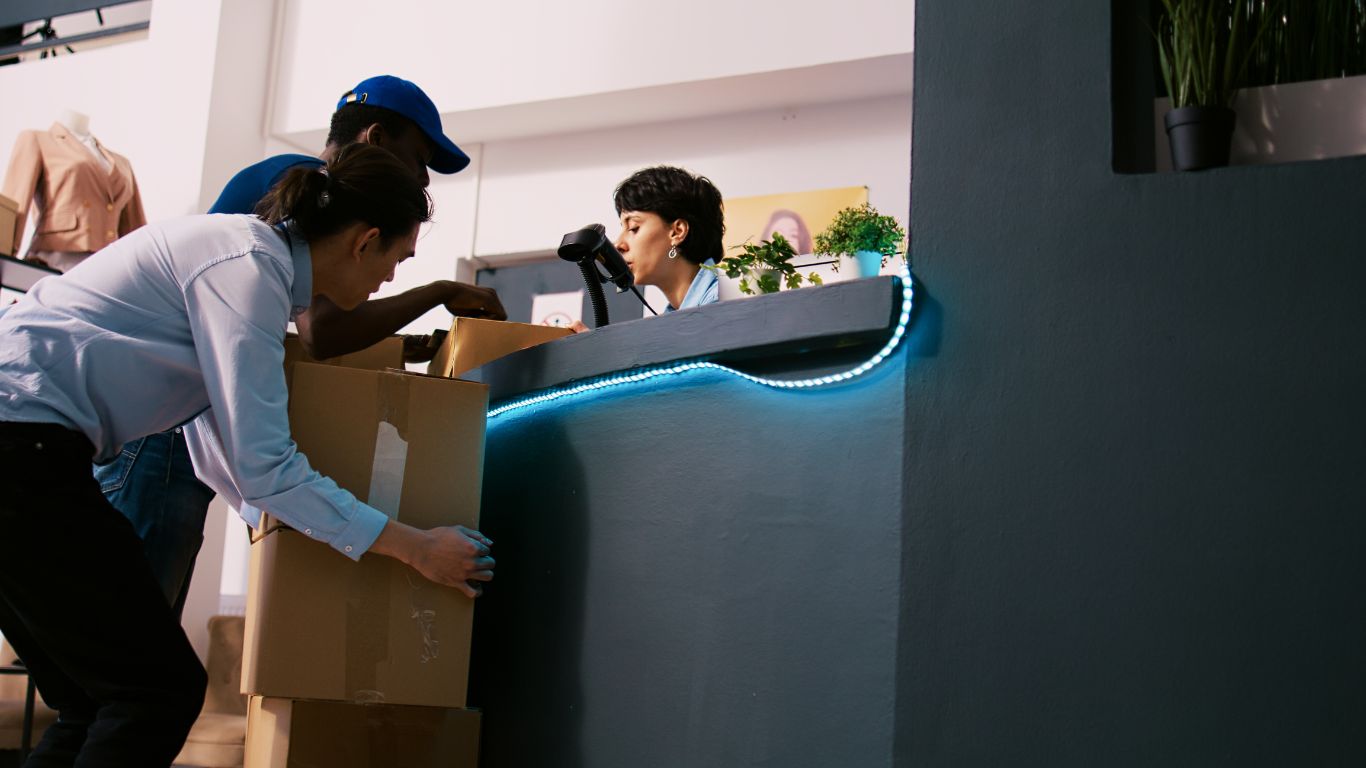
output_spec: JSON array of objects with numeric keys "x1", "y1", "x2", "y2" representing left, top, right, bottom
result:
[{"x1": 427, "y1": 317, "x2": 571, "y2": 378}]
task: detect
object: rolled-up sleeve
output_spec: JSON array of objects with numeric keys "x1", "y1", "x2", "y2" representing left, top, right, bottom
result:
[{"x1": 180, "y1": 249, "x2": 388, "y2": 560}]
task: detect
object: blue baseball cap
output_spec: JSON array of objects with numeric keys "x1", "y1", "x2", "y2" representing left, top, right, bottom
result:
[{"x1": 337, "y1": 75, "x2": 470, "y2": 174}]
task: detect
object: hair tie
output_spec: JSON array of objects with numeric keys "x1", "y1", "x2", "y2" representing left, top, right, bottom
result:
[{"x1": 316, "y1": 166, "x2": 331, "y2": 208}]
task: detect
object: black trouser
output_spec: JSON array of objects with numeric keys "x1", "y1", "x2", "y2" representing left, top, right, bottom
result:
[{"x1": 0, "y1": 422, "x2": 206, "y2": 767}]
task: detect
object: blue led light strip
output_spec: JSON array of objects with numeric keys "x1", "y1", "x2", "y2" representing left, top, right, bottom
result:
[{"x1": 488, "y1": 265, "x2": 915, "y2": 419}]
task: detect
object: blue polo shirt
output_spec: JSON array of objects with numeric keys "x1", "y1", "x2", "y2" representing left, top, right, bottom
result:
[{"x1": 208, "y1": 154, "x2": 325, "y2": 215}]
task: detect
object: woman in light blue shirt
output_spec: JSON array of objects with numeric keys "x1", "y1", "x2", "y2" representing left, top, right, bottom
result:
[
  {"x1": 0, "y1": 144, "x2": 494, "y2": 765},
  {"x1": 612, "y1": 166, "x2": 723, "y2": 312}
]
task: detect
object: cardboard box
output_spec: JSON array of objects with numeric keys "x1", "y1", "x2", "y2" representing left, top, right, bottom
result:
[
  {"x1": 0, "y1": 193, "x2": 19, "y2": 257},
  {"x1": 242, "y1": 364, "x2": 488, "y2": 707},
  {"x1": 245, "y1": 696, "x2": 480, "y2": 768},
  {"x1": 282, "y1": 335, "x2": 405, "y2": 389},
  {"x1": 426, "y1": 317, "x2": 571, "y2": 379}
]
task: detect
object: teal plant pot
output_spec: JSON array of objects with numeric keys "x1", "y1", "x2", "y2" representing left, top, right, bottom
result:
[{"x1": 854, "y1": 250, "x2": 884, "y2": 278}]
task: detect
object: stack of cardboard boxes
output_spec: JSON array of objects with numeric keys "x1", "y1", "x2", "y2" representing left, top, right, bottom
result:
[{"x1": 242, "y1": 319, "x2": 569, "y2": 767}]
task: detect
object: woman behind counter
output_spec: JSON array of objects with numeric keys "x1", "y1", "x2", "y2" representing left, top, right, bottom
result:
[{"x1": 612, "y1": 165, "x2": 724, "y2": 312}]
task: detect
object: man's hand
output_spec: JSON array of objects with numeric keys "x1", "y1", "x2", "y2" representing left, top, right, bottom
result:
[
  {"x1": 402, "y1": 333, "x2": 441, "y2": 363},
  {"x1": 370, "y1": 520, "x2": 495, "y2": 598},
  {"x1": 440, "y1": 281, "x2": 507, "y2": 321},
  {"x1": 298, "y1": 281, "x2": 508, "y2": 360}
]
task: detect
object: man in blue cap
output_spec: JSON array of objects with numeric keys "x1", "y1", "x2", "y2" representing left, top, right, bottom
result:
[
  {"x1": 94, "y1": 75, "x2": 505, "y2": 623},
  {"x1": 210, "y1": 75, "x2": 503, "y2": 359}
]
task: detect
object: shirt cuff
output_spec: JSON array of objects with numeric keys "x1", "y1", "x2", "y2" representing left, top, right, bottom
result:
[
  {"x1": 237, "y1": 501, "x2": 264, "y2": 530},
  {"x1": 329, "y1": 504, "x2": 390, "y2": 561}
]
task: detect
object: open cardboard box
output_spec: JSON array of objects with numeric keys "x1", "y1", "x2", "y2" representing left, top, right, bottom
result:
[
  {"x1": 281, "y1": 335, "x2": 405, "y2": 390},
  {"x1": 242, "y1": 363, "x2": 487, "y2": 708}
]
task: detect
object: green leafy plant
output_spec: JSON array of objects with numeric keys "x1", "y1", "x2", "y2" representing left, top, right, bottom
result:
[
  {"x1": 813, "y1": 203, "x2": 906, "y2": 272},
  {"x1": 1154, "y1": 0, "x2": 1277, "y2": 108},
  {"x1": 1244, "y1": 0, "x2": 1366, "y2": 87},
  {"x1": 711, "y1": 232, "x2": 823, "y2": 295}
]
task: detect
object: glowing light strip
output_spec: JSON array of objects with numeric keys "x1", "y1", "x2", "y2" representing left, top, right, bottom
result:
[{"x1": 488, "y1": 265, "x2": 915, "y2": 419}]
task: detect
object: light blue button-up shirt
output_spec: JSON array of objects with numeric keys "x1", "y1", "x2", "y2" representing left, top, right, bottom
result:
[
  {"x1": 664, "y1": 259, "x2": 720, "y2": 313},
  {"x1": 0, "y1": 214, "x2": 388, "y2": 560}
]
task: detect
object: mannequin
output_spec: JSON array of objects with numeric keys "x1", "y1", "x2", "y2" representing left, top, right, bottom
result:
[
  {"x1": 59, "y1": 108, "x2": 89, "y2": 137},
  {"x1": 57, "y1": 109, "x2": 112, "y2": 172},
  {"x1": 1, "y1": 108, "x2": 146, "y2": 272}
]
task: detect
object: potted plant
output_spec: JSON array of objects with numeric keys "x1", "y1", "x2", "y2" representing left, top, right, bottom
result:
[
  {"x1": 1154, "y1": 0, "x2": 1276, "y2": 171},
  {"x1": 813, "y1": 203, "x2": 906, "y2": 278},
  {"x1": 712, "y1": 232, "x2": 822, "y2": 295}
]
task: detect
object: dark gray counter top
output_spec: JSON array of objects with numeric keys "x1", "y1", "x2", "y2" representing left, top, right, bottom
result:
[{"x1": 481, "y1": 275, "x2": 903, "y2": 402}]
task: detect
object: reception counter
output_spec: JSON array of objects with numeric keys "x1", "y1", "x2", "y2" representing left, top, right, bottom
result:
[{"x1": 469, "y1": 274, "x2": 929, "y2": 768}]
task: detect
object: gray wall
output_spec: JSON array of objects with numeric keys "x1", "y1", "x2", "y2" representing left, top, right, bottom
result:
[
  {"x1": 899, "y1": 2, "x2": 1366, "y2": 765},
  {"x1": 468, "y1": 278, "x2": 918, "y2": 767}
]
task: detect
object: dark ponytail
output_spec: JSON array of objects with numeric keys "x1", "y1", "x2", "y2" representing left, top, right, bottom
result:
[
  {"x1": 613, "y1": 165, "x2": 726, "y2": 265},
  {"x1": 255, "y1": 143, "x2": 432, "y2": 243}
]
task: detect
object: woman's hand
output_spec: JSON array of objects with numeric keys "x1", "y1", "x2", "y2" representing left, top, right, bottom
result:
[{"x1": 370, "y1": 520, "x2": 495, "y2": 597}]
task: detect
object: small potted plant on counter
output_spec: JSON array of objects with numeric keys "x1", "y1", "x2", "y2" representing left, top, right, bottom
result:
[
  {"x1": 713, "y1": 232, "x2": 823, "y2": 295},
  {"x1": 814, "y1": 203, "x2": 906, "y2": 278}
]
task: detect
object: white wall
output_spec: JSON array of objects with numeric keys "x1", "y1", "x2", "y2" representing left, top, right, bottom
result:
[
  {"x1": 197, "y1": 0, "x2": 280, "y2": 212},
  {"x1": 273, "y1": 0, "x2": 914, "y2": 133},
  {"x1": 0, "y1": 0, "x2": 225, "y2": 225},
  {"x1": 474, "y1": 95, "x2": 911, "y2": 256}
]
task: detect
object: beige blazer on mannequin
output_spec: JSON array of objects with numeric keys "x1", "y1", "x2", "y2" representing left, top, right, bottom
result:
[{"x1": 2, "y1": 122, "x2": 146, "y2": 254}]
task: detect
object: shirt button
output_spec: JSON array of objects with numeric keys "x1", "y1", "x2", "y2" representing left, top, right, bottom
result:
[
  {"x1": 345, "y1": 545, "x2": 353, "y2": 553},
  {"x1": 105, "y1": 230, "x2": 115, "y2": 238},
  {"x1": 304, "y1": 528, "x2": 313, "y2": 536},
  {"x1": 106, "y1": 203, "x2": 114, "y2": 211}
]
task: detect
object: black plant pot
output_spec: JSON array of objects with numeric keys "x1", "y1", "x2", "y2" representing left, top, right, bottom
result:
[{"x1": 1164, "y1": 105, "x2": 1236, "y2": 171}]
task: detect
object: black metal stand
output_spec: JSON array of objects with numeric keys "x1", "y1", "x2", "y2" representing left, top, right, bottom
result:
[{"x1": 578, "y1": 260, "x2": 610, "y2": 327}]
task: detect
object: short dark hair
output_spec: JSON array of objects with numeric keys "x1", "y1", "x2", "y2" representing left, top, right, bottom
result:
[
  {"x1": 613, "y1": 166, "x2": 725, "y2": 265},
  {"x1": 325, "y1": 102, "x2": 417, "y2": 148},
  {"x1": 255, "y1": 143, "x2": 432, "y2": 244}
]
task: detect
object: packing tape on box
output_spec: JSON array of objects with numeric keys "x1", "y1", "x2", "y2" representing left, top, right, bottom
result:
[
  {"x1": 345, "y1": 371, "x2": 447, "y2": 701},
  {"x1": 344, "y1": 554, "x2": 391, "y2": 703},
  {"x1": 367, "y1": 422, "x2": 407, "y2": 522},
  {"x1": 340, "y1": 376, "x2": 410, "y2": 703},
  {"x1": 377, "y1": 370, "x2": 412, "y2": 442}
]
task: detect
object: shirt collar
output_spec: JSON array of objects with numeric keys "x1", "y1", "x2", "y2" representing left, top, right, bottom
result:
[
  {"x1": 283, "y1": 221, "x2": 313, "y2": 318},
  {"x1": 666, "y1": 259, "x2": 719, "y2": 313}
]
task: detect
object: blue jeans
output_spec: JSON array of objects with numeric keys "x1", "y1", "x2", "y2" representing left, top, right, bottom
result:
[{"x1": 93, "y1": 428, "x2": 216, "y2": 620}]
